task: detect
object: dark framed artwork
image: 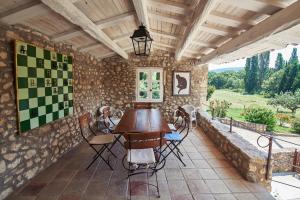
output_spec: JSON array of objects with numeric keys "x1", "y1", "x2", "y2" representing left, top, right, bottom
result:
[{"x1": 172, "y1": 71, "x2": 191, "y2": 96}]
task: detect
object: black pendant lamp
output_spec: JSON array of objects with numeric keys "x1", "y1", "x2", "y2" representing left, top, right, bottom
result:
[{"x1": 130, "y1": 24, "x2": 153, "y2": 56}]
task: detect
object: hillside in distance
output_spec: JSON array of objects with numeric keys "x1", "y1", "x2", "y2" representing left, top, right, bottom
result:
[{"x1": 210, "y1": 67, "x2": 243, "y2": 73}]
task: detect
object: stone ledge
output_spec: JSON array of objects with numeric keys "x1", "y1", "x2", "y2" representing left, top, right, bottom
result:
[{"x1": 197, "y1": 111, "x2": 271, "y2": 188}]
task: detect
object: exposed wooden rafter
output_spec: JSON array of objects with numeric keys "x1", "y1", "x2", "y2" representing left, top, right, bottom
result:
[
  {"x1": 51, "y1": 11, "x2": 135, "y2": 42},
  {"x1": 199, "y1": 0, "x2": 300, "y2": 64},
  {"x1": 41, "y1": 0, "x2": 128, "y2": 59},
  {"x1": 149, "y1": 11, "x2": 188, "y2": 26},
  {"x1": 175, "y1": 0, "x2": 219, "y2": 61},
  {"x1": 132, "y1": 0, "x2": 150, "y2": 28}
]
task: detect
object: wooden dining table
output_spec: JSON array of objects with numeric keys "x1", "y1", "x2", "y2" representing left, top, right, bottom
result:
[{"x1": 114, "y1": 109, "x2": 171, "y2": 133}]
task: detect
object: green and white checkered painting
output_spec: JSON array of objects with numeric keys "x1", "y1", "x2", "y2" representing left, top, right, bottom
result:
[{"x1": 15, "y1": 40, "x2": 73, "y2": 133}]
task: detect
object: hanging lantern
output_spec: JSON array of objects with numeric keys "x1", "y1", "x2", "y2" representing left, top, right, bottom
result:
[{"x1": 130, "y1": 24, "x2": 153, "y2": 56}]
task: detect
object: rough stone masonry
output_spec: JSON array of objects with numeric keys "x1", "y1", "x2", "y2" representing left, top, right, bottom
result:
[{"x1": 0, "y1": 23, "x2": 208, "y2": 199}]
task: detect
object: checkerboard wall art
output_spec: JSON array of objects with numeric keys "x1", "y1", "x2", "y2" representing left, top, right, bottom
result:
[{"x1": 15, "y1": 40, "x2": 74, "y2": 133}]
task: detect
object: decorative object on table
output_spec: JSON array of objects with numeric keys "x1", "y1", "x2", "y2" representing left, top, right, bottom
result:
[
  {"x1": 130, "y1": 23, "x2": 153, "y2": 56},
  {"x1": 15, "y1": 40, "x2": 73, "y2": 133},
  {"x1": 172, "y1": 71, "x2": 191, "y2": 96}
]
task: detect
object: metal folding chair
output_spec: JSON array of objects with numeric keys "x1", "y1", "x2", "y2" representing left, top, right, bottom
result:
[
  {"x1": 122, "y1": 132, "x2": 166, "y2": 200},
  {"x1": 99, "y1": 106, "x2": 124, "y2": 148},
  {"x1": 161, "y1": 111, "x2": 190, "y2": 167},
  {"x1": 78, "y1": 113, "x2": 117, "y2": 170}
]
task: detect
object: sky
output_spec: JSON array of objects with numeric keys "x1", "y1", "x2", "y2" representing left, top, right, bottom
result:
[{"x1": 209, "y1": 44, "x2": 300, "y2": 71}]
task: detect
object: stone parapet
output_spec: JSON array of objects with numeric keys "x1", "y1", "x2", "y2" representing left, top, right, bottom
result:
[
  {"x1": 217, "y1": 117, "x2": 267, "y2": 133},
  {"x1": 197, "y1": 112, "x2": 271, "y2": 188}
]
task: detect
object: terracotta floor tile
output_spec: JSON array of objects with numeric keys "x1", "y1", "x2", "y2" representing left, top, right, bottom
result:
[
  {"x1": 253, "y1": 192, "x2": 275, "y2": 200},
  {"x1": 193, "y1": 193, "x2": 215, "y2": 200},
  {"x1": 165, "y1": 168, "x2": 184, "y2": 180},
  {"x1": 168, "y1": 180, "x2": 190, "y2": 196},
  {"x1": 19, "y1": 182, "x2": 48, "y2": 196},
  {"x1": 207, "y1": 159, "x2": 231, "y2": 168},
  {"x1": 205, "y1": 180, "x2": 230, "y2": 194},
  {"x1": 214, "y1": 193, "x2": 237, "y2": 200},
  {"x1": 193, "y1": 159, "x2": 211, "y2": 169},
  {"x1": 187, "y1": 152, "x2": 204, "y2": 160},
  {"x1": 199, "y1": 169, "x2": 219, "y2": 180},
  {"x1": 182, "y1": 168, "x2": 202, "y2": 180},
  {"x1": 223, "y1": 180, "x2": 249, "y2": 193},
  {"x1": 214, "y1": 168, "x2": 242, "y2": 180},
  {"x1": 234, "y1": 193, "x2": 258, "y2": 200},
  {"x1": 187, "y1": 180, "x2": 210, "y2": 194},
  {"x1": 171, "y1": 194, "x2": 194, "y2": 200}
]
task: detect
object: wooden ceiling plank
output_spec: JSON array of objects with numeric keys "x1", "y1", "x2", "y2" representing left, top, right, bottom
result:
[
  {"x1": 78, "y1": 43, "x2": 102, "y2": 52},
  {"x1": 41, "y1": 0, "x2": 128, "y2": 59},
  {"x1": 149, "y1": 11, "x2": 187, "y2": 26},
  {"x1": 175, "y1": 0, "x2": 219, "y2": 60},
  {"x1": 254, "y1": 0, "x2": 293, "y2": 8},
  {"x1": 51, "y1": 29, "x2": 83, "y2": 42},
  {"x1": 151, "y1": 29, "x2": 180, "y2": 40},
  {"x1": 95, "y1": 11, "x2": 136, "y2": 29},
  {"x1": 0, "y1": 2, "x2": 49, "y2": 24},
  {"x1": 199, "y1": 1, "x2": 300, "y2": 64},
  {"x1": 148, "y1": 0, "x2": 191, "y2": 15}
]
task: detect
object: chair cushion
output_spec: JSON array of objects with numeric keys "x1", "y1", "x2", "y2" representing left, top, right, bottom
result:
[
  {"x1": 168, "y1": 123, "x2": 176, "y2": 131},
  {"x1": 164, "y1": 132, "x2": 182, "y2": 141},
  {"x1": 127, "y1": 148, "x2": 156, "y2": 164},
  {"x1": 89, "y1": 134, "x2": 114, "y2": 145}
]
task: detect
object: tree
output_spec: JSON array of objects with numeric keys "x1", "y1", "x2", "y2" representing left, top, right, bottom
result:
[
  {"x1": 248, "y1": 55, "x2": 259, "y2": 93},
  {"x1": 207, "y1": 85, "x2": 215, "y2": 100},
  {"x1": 288, "y1": 48, "x2": 299, "y2": 65},
  {"x1": 275, "y1": 53, "x2": 285, "y2": 71},
  {"x1": 268, "y1": 89, "x2": 300, "y2": 115},
  {"x1": 262, "y1": 69, "x2": 284, "y2": 97},
  {"x1": 258, "y1": 51, "x2": 270, "y2": 90},
  {"x1": 244, "y1": 57, "x2": 251, "y2": 93}
]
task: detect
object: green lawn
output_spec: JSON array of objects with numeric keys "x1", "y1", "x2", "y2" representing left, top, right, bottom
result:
[{"x1": 207, "y1": 89, "x2": 300, "y2": 134}]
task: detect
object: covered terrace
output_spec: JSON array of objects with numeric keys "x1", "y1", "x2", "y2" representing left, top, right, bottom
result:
[{"x1": 1, "y1": 0, "x2": 300, "y2": 199}]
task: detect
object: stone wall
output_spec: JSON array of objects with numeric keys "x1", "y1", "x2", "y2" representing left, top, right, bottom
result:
[
  {"x1": 101, "y1": 54, "x2": 208, "y2": 121},
  {"x1": 197, "y1": 112, "x2": 271, "y2": 188},
  {"x1": 0, "y1": 23, "x2": 208, "y2": 199},
  {"x1": 217, "y1": 117, "x2": 267, "y2": 133},
  {"x1": 272, "y1": 149, "x2": 295, "y2": 173}
]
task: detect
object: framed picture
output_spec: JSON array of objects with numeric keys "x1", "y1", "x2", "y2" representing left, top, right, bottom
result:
[{"x1": 172, "y1": 71, "x2": 191, "y2": 96}]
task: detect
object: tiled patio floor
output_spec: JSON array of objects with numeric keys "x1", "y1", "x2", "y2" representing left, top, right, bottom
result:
[{"x1": 7, "y1": 128, "x2": 275, "y2": 200}]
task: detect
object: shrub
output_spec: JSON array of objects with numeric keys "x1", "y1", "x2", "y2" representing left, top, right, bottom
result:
[
  {"x1": 275, "y1": 113, "x2": 291, "y2": 127},
  {"x1": 243, "y1": 107, "x2": 276, "y2": 131},
  {"x1": 207, "y1": 85, "x2": 216, "y2": 100},
  {"x1": 292, "y1": 120, "x2": 300, "y2": 133},
  {"x1": 209, "y1": 99, "x2": 231, "y2": 118}
]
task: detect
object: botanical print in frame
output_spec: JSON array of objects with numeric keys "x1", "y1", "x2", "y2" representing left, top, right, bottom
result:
[{"x1": 172, "y1": 71, "x2": 191, "y2": 96}]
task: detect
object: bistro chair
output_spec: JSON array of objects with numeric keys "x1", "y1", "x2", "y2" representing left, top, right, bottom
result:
[
  {"x1": 161, "y1": 111, "x2": 190, "y2": 167},
  {"x1": 123, "y1": 132, "x2": 166, "y2": 199},
  {"x1": 182, "y1": 104, "x2": 197, "y2": 128},
  {"x1": 99, "y1": 106, "x2": 124, "y2": 147},
  {"x1": 78, "y1": 112, "x2": 116, "y2": 170},
  {"x1": 168, "y1": 106, "x2": 185, "y2": 131}
]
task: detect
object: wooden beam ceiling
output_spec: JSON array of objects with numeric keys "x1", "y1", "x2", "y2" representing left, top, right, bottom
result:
[
  {"x1": 199, "y1": 0, "x2": 300, "y2": 64},
  {"x1": 175, "y1": 0, "x2": 219, "y2": 61},
  {"x1": 148, "y1": 0, "x2": 191, "y2": 15},
  {"x1": 0, "y1": 3, "x2": 50, "y2": 24},
  {"x1": 132, "y1": 0, "x2": 150, "y2": 28},
  {"x1": 51, "y1": 11, "x2": 135, "y2": 42},
  {"x1": 41, "y1": 0, "x2": 128, "y2": 59}
]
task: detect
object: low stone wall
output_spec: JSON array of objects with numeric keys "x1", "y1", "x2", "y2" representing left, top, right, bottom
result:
[
  {"x1": 272, "y1": 149, "x2": 295, "y2": 173},
  {"x1": 197, "y1": 112, "x2": 271, "y2": 188},
  {"x1": 217, "y1": 117, "x2": 266, "y2": 133}
]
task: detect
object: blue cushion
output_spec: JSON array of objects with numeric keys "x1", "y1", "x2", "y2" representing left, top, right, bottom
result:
[{"x1": 164, "y1": 132, "x2": 182, "y2": 141}]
